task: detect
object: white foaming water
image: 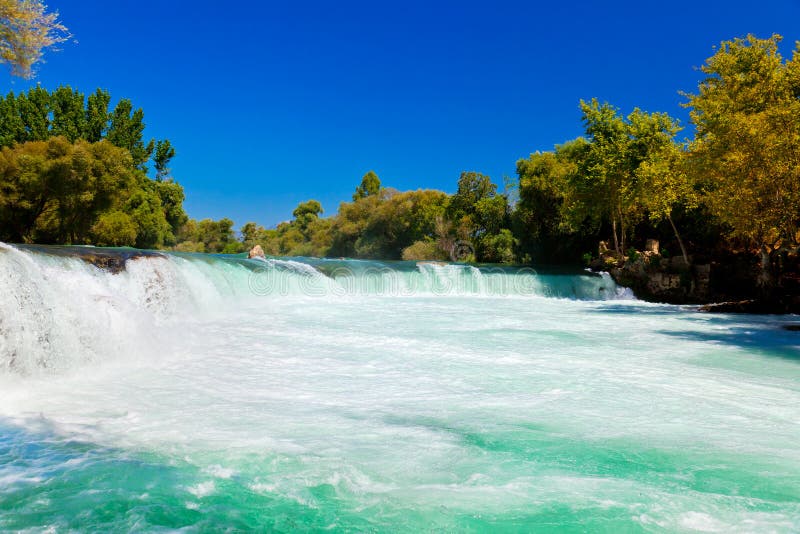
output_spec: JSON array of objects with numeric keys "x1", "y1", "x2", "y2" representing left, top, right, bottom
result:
[{"x1": 1, "y1": 244, "x2": 799, "y2": 531}]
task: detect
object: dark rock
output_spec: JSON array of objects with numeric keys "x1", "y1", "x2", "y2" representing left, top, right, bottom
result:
[
  {"x1": 15, "y1": 244, "x2": 164, "y2": 274},
  {"x1": 698, "y1": 298, "x2": 800, "y2": 315},
  {"x1": 699, "y1": 300, "x2": 759, "y2": 313}
]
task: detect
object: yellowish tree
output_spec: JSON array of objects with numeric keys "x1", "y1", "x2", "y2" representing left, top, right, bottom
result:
[
  {"x1": 685, "y1": 34, "x2": 800, "y2": 268},
  {"x1": 0, "y1": 0, "x2": 69, "y2": 78},
  {"x1": 629, "y1": 109, "x2": 695, "y2": 264}
]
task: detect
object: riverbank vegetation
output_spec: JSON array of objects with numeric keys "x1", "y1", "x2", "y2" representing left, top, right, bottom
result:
[{"x1": 1, "y1": 35, "x2": 798, "y2": 293}]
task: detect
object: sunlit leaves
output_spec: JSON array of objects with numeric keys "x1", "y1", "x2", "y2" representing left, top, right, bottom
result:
[
  {"x1": 686, "y1": 34, "x2": 800, "y2": 251},
  {"x1": 0, "y1": 0, "x2": 69, "y2": 78}
]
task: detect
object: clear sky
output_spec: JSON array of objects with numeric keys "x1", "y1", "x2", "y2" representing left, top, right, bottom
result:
[{"x1": 3, "y1": 1, "x2": 799, "y2": 227}]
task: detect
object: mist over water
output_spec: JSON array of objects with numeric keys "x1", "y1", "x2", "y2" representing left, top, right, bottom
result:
[{"x1": 1, "y1": 243, "x2": 799, "y2": 531}]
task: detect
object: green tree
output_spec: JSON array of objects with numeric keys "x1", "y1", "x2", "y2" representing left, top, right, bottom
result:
[
  {"x1": 124, "y1": 185, "x2": 172, "y2": 249},
  {"x1": 154, "y1": 139, "x2": 175, "y2": 181},
  {"x1": 480, "y1": 228, "x2": 516, "y2": 263},
  {"x1": 184, "y1": 218, "x2": 239, "y2": 253},
  {"x1": 570, "y1": 99, "x2": 636, "y2": 256},
  {"x1": 292, "y1": 199, "x2": 323, "y2": 232},
  {"x1": 240, "y1": 221, "x2": 266, "y2": 249},
  {"x1": 50, "y1": 85, "x2": 86, "y2": 142},
  {"x1": 18, "y1": 86, "x2": 50, "y2": 141},
  {"x1": 90, "y1": 211, "x2": 137, "y2": 247},
  {"x1": 107, "y1": 99, "x2": 154, "y2": 168},
  {"x1": 0, "y1": 91, "x2": 25, "y2": 146},
  {"x1": 0, "y1": 137, "x2": 51, "y2": 241},
  {"x1": 84, "y1": 89, "x2": 110, "y2": 142},
  {"x1": 515, "y1": 139, "x2": 619, "y2": 263},
  {"x1": 448, "y1": 171, "x2": 497, "y2": 222},
  {"x1": 0, "y1": 137, "x2": 139, "y2": 244},
  {"x1": 566, "y1": 99, "x2": 689, "y2": 259},
  {"x1": 444, "y1": 171, "x2": 516, "y2": 262},
  {"x1": 353, "y1": 170, "x2": 381, "y2": 200},
  {"x1": 152, "y1": 179, "x2": 187, "y2": 238},
  {"x1": 329, "y1": 193, "x2": 383, "y2": 257}
]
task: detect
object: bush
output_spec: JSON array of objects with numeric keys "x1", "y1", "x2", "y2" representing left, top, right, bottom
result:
[
  {"x1": 402, "y1": 239, "x2": 444, "y2": 261},
  {"x1": 90, "y1": 211, "x2": 137, "y2": 247}
]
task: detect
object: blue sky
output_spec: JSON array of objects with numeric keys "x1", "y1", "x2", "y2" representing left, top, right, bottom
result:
[{"x1": 3, "y1": 1, "x2": 800, "y2": 227}]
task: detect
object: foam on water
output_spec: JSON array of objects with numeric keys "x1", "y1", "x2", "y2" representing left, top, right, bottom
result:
[{"x1": 1, "y1": 244, "x2": 799, "y2": 531}]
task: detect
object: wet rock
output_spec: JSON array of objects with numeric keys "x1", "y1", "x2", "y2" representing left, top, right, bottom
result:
[
  {"x1": 14, "y1": 245, "x2": 164, "y2": 274},
  {"x1": 699, "y1": 298, "x2": 800, "y2": 314},
  {"x1": 698, "y1": 300, "x2": 759, "y2": 313}
]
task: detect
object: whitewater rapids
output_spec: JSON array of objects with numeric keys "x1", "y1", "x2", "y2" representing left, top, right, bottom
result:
[{"x1": 1, "y1": 243, "x2": 799, "y2": 532}]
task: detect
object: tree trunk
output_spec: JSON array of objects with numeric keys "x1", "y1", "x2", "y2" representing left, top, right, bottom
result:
[
  {"x1": 617, "y1": 204, "x2": 625, "y2": 255},
  {"x1": 757, "y1": 245, "x2": 773, "y2": 289},
  {"x1": 667, "y1": 214, "x2": 689, "y2": 265},
  {"x1": 611, "y1": 218, "x2": 620, "y2": 257}
]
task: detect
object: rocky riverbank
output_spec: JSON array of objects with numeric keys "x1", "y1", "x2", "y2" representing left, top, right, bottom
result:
[{"x1": 590, "y1": 240, "x2": 800, "y2": 314}]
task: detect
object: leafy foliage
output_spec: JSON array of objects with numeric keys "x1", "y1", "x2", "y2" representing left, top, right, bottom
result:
[
  {"x1": 0, "y1": 88, "x2": 186, "y2": 249},
  {"x1": 353, "y1": 170, "x2": 381, "y2": 200},
  {"x1": 685, "y1": 34, "x2": 800, "y2": 254},
  {"x1": 0, "y1": 137, "x2": 182, "y2": 247},
  {"x1": 0, "y1": 0, "x2": 69, "y2": 78}
]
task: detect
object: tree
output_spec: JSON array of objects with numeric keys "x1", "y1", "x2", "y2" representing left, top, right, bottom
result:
[
  {"x1": 18, "y1": 85, "x2": 50, "y2": 141},
  {"x1": 0, "y1": 0, "x2": 69, "y2": 78},
  {"x1": 565, "y1": 99, "x2": 689, "y2": 260},
  {"x1": 107, "y1": 99, "x2": 154, "y2": 168},
  {"x1": 630, "y1": 111, "x2": 694, "y2": 263},
  {"x1": 480, "y1": 228, "x2": 516, "y2": 263},
  {"x1": 152, "y1": 178, "x2": 187, "y2": 238},
  {"x1": 292, "y1": 199, "x2": 323, "y2": 232},
  {"x1": 685, "y1": 34, "x2": 800, "y2": 275},
  {"x1": 50, "y1": 85, "x2": 85, "y2": 142},
  {"x1": 153, "y1": 139, "x2": 175, "y2": 181},
  {"x1": 91, "y1": 211, "x2": 137, "y2": 247},
  {"x1": 0, "y1": 91, "x2": 25, "y2": 146},
  {"x1": 515, "y1": 144, "x2": 577, "y2": 247},
  {"x1": 571, "y1": 99, "x2": 637, "y2": 256},
  {"x1": 448, "y1": 171, "x2": 497, "y2": 222},
  {"x1": 240, "y1": 221, "x2": 266, "y2": 249},
  {"x1": 329, "y1": 193, "x2": 383, "y2": 257},
  {"x1": 84, "y1": 89, "x2": 110, "y2": 142},
  {"x1": 175, "y1": 218, "x2": 239, "y2": 253},
  {"x1": 353, "y1": 170, "x2": 381, "y2": 200},
  {"x1": 0, "y1": 137, "x2": 139, "y2": 244},
  {"x1": 444, "y1": 171, "x2": 516, "y2": 262}
]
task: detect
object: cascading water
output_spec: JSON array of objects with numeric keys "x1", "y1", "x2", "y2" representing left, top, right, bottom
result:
[
  {"x1": 0, "y1": 244, "x2": 629, "y2": 374},
  {"x1": 1, "y1": 243, "x2": 799, "y2": 531}
]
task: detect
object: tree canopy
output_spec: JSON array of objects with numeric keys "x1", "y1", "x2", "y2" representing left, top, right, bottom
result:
[
  {"x1": 685, "y1": 34, "x2": 800, "y2": 255},
  {"x1": 353, "y1": 170, "x2": 381, "y2": 200}
]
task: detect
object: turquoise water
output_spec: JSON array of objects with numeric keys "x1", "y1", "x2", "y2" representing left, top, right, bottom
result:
[{"x1": 1, "y1": 244, "x2": 799, "y2": 532}]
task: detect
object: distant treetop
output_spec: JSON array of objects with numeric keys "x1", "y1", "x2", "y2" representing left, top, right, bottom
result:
[{"x1": 353, "y1": 170, "x2": 381, "y2": 200}]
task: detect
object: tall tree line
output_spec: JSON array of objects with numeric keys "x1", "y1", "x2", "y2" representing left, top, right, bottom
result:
[{"x1": 0, "y1": 34, "x2": 797, "y2": 276}]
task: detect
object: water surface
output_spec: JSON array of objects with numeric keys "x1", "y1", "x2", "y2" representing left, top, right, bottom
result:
[{"x1": 1, "y1": 244, "x2": 799, "y2": 531}]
